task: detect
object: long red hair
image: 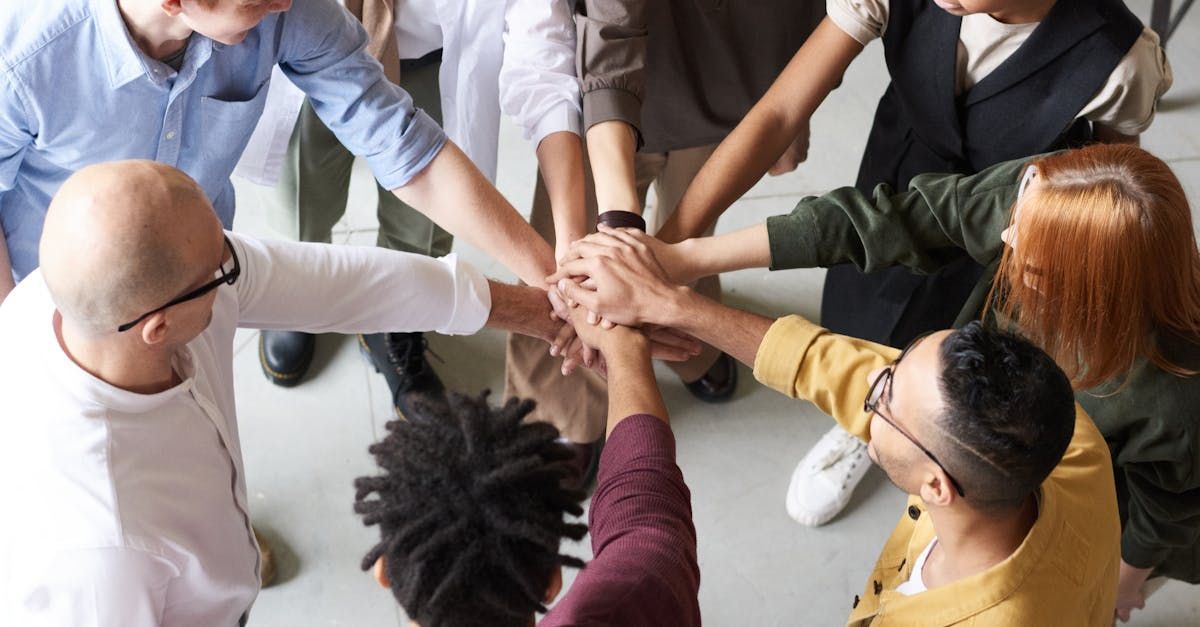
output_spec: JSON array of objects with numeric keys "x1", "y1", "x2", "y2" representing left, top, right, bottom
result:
[{"x1": 989, "y1": 144, "x2": 1200, "y2": 389}]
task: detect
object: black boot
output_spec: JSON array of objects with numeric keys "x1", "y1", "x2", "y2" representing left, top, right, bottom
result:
[
  {"x1": 358, "y1": 332, "x2": 446, "y2": 419},
  {"x1": 259, "y1": 331, "x2": 316, "y2": 388}
]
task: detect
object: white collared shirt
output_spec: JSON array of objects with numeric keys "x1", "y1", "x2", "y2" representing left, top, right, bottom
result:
[
  {"x1": 0, "y1": 232, "x2": 490, "y2": 626},
  {"x1": 236, "y1": 0, "x2": 581, "y2": 186}
]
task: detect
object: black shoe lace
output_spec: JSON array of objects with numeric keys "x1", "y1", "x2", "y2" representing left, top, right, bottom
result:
[{"x1": 383, "y1": 333, "x2": 442, "y2": 376}]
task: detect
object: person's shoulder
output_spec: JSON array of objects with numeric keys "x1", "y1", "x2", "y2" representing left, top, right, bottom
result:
[
  {"x1": 0, "y1": 273, "x2": 54, "y2": 346},
  {"x1": 0, "y1": 0, "x2": 92, "y2": 76}
]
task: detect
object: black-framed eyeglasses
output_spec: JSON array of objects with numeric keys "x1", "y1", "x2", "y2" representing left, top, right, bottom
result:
[
  {"x1": 117, "y1": 235, "x2": 240, "y2": 333},
  {"x1": 863, "y1": 332, "x2": 967, "y2": 497}
]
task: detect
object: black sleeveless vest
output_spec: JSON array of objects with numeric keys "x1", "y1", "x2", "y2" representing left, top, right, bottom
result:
[{"x1": 855, "y1": 0, "x2": 1144, "y2": 193}]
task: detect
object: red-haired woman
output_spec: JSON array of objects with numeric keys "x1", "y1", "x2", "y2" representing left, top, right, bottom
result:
[{"x1": 569, "y1": 143, "x2": 1200, "y2": 622}]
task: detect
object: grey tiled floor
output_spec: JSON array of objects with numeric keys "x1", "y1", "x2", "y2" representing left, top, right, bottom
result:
[{"x1": 232, "y1": 4, "x2": 1200, "y2": 624}]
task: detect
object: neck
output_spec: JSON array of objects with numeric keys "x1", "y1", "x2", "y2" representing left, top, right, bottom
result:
[
  {"x1": 988, "y1": 0, "x2": 1057, "y2": 24},
  {"x1": 56, "y1": 312, "x2": 181, "y2": 395},
  {"x1": 923, "y1": 495, "x2": 1038, "y2": 588},
  {"x1": 117, "y1": 0, "x2": 193, "y2": 59}
]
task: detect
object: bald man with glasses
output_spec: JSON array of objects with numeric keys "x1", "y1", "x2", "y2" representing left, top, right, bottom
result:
[{"x1": 0, "y1": 160, "x2": 600, "y2": 627}]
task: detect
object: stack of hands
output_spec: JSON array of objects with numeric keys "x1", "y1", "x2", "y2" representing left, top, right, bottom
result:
[{"x1": 539, "y1": 225, "x2": 699, "y2": 376}]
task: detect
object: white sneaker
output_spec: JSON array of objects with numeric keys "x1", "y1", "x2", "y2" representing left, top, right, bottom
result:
[{"x1": 786, "y1": 424, "x2": 871, "y2": 527}]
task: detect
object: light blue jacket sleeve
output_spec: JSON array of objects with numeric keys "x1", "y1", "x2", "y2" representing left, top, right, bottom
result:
[
  {"x1": 0, "y1": 70, "x2": 33, "y2": 195},
  {"x1": 274, "y1": 0, "x2": 447, "y2": 190}
]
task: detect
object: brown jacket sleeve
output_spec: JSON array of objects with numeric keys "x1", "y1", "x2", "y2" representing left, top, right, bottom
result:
[{"x1": 576, "y1": 0, "x2": 649, "y2": 145}]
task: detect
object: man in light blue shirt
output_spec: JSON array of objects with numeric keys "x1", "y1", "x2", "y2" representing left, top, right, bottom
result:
[{"x1": 0, "y1": 0, "x2": 555, "y2": 300}]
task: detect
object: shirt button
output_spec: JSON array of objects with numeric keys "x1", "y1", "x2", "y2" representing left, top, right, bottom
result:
[
  {"x1": 907, "y1": 505, "x2": 921, "y2": 520},
  {"x1": 165, "y1": 131, "x2": 177, "y2": 140}
]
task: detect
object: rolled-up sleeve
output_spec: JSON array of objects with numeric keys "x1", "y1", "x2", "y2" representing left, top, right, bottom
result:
[
  {"x1": 500, "y1": 0, "x2": 582, "y2": 147},
  {"x1": 230, "y1": 232, "x2": 490, "y2": 336},
  {"x1": 276, "y1": 0, "x2": 446, "y2": 190},
  {"x1": 753, "y1": 315, "x2": 897, "y2": 442},
  {"x1": 575, "y1": 0, "x2": 649, "y2": 142}
]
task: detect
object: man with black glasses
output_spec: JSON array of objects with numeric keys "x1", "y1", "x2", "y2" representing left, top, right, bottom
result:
[
  {"x1": 549, "y1": 230, "x2": 1123, "y2": 623},
  {"x1": 0, "y1": 160, "x2": 576, "y2": 627}
]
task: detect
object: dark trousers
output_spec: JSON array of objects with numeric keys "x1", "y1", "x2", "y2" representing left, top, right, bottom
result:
[{"x1": 820, "y1": 256, "x2": 985, "y2": 347}]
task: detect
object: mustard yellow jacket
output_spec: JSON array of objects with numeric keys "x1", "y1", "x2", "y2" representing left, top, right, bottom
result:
[{"x1": 754, "y1": 316, "x2": 1121, "y2": 626}]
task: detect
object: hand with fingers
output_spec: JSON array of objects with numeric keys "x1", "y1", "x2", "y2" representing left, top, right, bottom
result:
[
  {"x1": 556, "y1": 225, "x2": 697, "y2": 286},
  {"x1": 546, "y1": 225, "x2": 687, "y2": 330}
]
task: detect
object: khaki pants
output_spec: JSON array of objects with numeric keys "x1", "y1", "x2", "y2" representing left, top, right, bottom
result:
[
  {"x1": 267, "y1": 57, "x2": 452, "y2": 257},
  {"x1": 505, "y1": 143, "x2": 722, "y2": 443}
]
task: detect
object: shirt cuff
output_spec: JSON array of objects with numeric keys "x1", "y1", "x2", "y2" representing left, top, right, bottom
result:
[
  {"x1": 529, "y1": 104, "x2": 584, "y2": 148},
  {"x1": 1121, "y1": 529, "x2": 1169, "y2": 571},
  {"x1": 434, "y1": 253, "x2": 492, "y2": 336},
  {"x1": 752, "y1": 315, "x2": 825, "y2": 398},
  {"x1": 370, "y1": 108, "x2": 449, "y2": 190},
  {"x1": 826, "y1": 1, "x2": 882, "y2": 46},
  {"x1": 583, "y1": 87, "x2": 644, "y2": 148},
  {"x1": 766, "y1": 204, "x2": 826, "y2": 271}
]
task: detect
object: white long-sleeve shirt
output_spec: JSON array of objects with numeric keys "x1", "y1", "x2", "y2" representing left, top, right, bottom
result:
[
  {"x1": 236, "y1": 0, "x2": 581, "y2": 186},
  {"x1": 0, "y1": 232, "x2": 490, "y2": 627}
]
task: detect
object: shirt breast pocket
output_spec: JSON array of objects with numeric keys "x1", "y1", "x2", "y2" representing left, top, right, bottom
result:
[{"x1": 199, "y1": 80, "x2": 271, "y2": 165}]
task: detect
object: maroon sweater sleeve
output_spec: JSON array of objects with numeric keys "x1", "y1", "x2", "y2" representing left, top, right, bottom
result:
[{"x1": 541, "y1": 414, "x2": 700, "y2": 627}]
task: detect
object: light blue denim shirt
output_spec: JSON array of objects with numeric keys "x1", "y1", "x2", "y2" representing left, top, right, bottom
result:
[{"x1": 0, "y1": 0, "x2": 446, "y2": 280}]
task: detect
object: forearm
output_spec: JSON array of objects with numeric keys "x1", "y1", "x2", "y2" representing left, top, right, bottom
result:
[
  {"x1": 672, "y1": 224, "x2": 771, "y2": 282},
  {"x1": 659, "y1": 289, "x2": 774, "y2": 368},
  {"x1": 586, "y1": 120, "x2": 641, "y2": 215},
  {"x1": 485, "y1": 281, "x2": 558, "y2": 342},
  {"x1": 536, "y1": 132, "x2": 588, "y2": 251},
  {"x1": 392, "y1": 141, "x2": 556, "y2": 285},
  {"x1": 664, "y1": 18, "x2": 863, "y2": 240},
  {"x1": 601, "y1": 332, "x2": 668, "y2": 436},
  {"x1": 0, "y1": 229, "x2": 13, "y2": 303}
]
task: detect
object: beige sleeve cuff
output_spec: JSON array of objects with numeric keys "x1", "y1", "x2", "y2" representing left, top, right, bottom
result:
[
  {"x1": 826, "y1": 0, "x2": 888, "y2": 46},
  {"x1": 1080, "y1": 27, "x2": 1174, "y2": 137}
]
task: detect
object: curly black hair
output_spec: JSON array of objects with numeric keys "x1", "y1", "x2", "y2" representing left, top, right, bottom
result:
[
  {"x1": 354, "y1": 391, "x2": 588, "y2": 626},
  {"x1": 937, "y1": 321, "x2": 1077, "y2": 510}
]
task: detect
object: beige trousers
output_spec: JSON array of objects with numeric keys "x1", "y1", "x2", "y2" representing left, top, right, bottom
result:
[{"x1": 505, "y1": 143, "x2": 721, "y2": 442}]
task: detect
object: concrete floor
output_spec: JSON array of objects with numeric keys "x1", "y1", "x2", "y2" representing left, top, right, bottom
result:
[{"x1": 232, "y1": 3, "x2": 1200, "y2": 624}]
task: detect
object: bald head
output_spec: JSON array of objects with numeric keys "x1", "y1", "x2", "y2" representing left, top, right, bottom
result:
[{"x1": 40, "y1": 160, "x2": 222, "y2": 335}]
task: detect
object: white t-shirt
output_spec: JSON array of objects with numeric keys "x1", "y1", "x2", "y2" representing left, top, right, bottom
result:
[
  {"x1": 827, "y1": 0, "x2": 1174, "y2": 136},
  {"x1": 0, "y1": 233, "x2": 490, "y2": 626},
  {"x1": 895, "y1": 538, "x2": 938, "y2": 596}
]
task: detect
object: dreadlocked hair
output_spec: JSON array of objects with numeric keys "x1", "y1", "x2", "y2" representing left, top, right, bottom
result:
[{"x1": 354, "y1": 390, "x2": 588, "y2": 626}]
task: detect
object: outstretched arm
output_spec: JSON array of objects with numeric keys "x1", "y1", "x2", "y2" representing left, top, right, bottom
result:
[
  {"x1": 574, "y1": 0, "x2": 650, "y2": 217},
  {"x1": 391, "y1": 141, "x2": 556, "y2": 287},
  {"x1": 656, "y1": 18, "x2": 863, "y2": 243}
]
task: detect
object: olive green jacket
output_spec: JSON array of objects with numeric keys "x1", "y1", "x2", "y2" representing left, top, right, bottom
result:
[{"x1": 766, "y1": 155, "x2": 1200, "y2": 582}]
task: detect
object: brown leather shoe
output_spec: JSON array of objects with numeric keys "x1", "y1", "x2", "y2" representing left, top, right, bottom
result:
[{"x1": 254, "y1": 527, "x2": 277, "y2": 588}]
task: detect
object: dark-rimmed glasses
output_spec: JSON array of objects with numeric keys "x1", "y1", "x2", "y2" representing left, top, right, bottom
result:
[
  {"x1": 117, "y1": 235, "x2": 240, "y2": 332},
  {"x1": 863, "y1": 332, "x2": 967, "y2": 497}
]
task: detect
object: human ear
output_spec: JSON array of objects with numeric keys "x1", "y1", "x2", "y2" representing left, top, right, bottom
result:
[
  {"x1": 919, "y1": 468, "x2": 955, "y2": 508},
  {"x1": 141, "y1": 313, "x2": 170, "y2": 346},
  {"x1": 544, "y1": 565, "x2": 563, "y2": 604},
  {"x1": 161, "y1": 0, "x2": 185, "y2": 17},
  {"x1": 373, "y1": 556, "x2": 390, "y2": 589}
]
